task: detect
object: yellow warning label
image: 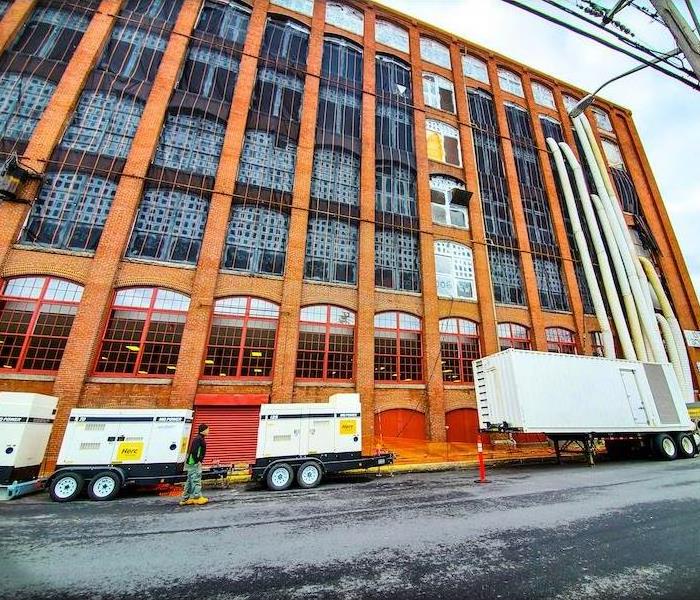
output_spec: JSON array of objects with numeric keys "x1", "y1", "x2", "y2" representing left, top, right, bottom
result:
[
  {"x1": 688, "y1": 406, "x2": 700, "y2": 419},
  {"x1": 115, "y1": 441, "x2": 144, "y2": 462},
  {"x1": 339, "y1": 419, "x2": 357, "y2": 436},
  {"x1": 180, "y1": 437, "x2": 188, "y2": 454}
]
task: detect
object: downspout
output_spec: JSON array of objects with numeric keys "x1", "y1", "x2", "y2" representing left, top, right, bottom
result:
[
  {"x1": 546, "y1": 138, "x2": 615, "y2": 358},
  {"x1": 639, "y1": 255, "x2": 695, "y2": 402},
  {"x1": 573, "y1": 115, "x2": 667, "y2": 363},
  {"x1": 590, "y1": 194, "x2": 647, "y2": 361},
  {"x1": 559, "y1": 142, "x2": 636, "y2": 360}
]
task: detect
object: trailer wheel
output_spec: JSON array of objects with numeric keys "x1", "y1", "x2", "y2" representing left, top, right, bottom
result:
[
  {"x1": 266, "y1": 463, "x2": 293, "y2": 491},
  {"x1": 674, "y1": 433, "x2": 696, "y2": 459},
  {"x1": 49, "y1": 472, "x2": 84, "y2": 502},
  {"x1": 653, "y1": 433, "x2": 677, "y2": 460},
  {"x1": 296, "y1": 461, "x2": 322, "y2": 489},
  {"x1": 87, "y1": 471, "x2": 121, "y2": 501}
]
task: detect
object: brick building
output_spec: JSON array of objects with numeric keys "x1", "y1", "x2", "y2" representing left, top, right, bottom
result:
[{"x1": 0, "y1": 0, "x2": 698, "y2": 470}]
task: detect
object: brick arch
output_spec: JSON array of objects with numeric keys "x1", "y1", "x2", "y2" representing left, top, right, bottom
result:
[
  {"x1": 1, "y1": 264, "x2": 89, "y2": 287},
  {"x1": 112, "y1": 276, "x2": 192, "y2": 297}
]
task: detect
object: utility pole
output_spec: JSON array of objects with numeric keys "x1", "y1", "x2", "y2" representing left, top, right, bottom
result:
[{"x1": 649, "y1": 0, "x2": 700, "y2": 81}]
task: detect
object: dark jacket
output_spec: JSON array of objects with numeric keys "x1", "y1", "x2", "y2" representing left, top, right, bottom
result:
[{"x1": 187, "y1": 434, "x2": 207, "y2": 465}]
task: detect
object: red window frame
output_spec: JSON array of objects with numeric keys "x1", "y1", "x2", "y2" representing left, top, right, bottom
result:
[
  {"x1": 0, "y1": 276, "x2": 83, "y2": 374},
  {"x1": 295, "y1": 305, "x2": 356, "y2": 382},
  {"x1": 546, "y1": 327, "x2": 577, "y2": 354},
  {"x1": 439, "y1": 318, "x2": 481, "y2": 384},
  {"x1": 94, "y1": 287, "x2": 190, "y2": 377},
  {"x1": 374, "y1": 311, "x2": 424, "y2": 383},
  {"x1": 498, "y1": 322, "x2": 531, "y2": 351},
  {"x1": 202, "y1": 296, "x2": 279, "y2": 380}
]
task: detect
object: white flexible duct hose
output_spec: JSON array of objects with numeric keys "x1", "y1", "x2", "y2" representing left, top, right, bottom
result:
[
  {"x1": 573, "y1": 116, "x2": 667, "y2": 363},
  {"x1": 578, "y1": 115, "x2": 656, "y2": 313},
  {"x1": 545, "y1": 138, "x2": 615, "y2": 358},
  {"x1": 656, "y1": 313, "x2": 685, "y2": 393},
  {"x1": 639, "y1": 255, "x2": 695, "y2": 401},
  {"x1": 591, "y1": 194, "x2": 647, "y2": 361},
  {"x1": 559, "y1": 142, "x2": 635, "y2": 360}
]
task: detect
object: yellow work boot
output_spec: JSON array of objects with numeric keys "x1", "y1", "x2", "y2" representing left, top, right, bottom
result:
[
  {"x1": 179, "y1": 498, "x2": 195, "y2": 506},
  {"x1": 193, "y1": 496, "x2": 209, "y2": 505}
]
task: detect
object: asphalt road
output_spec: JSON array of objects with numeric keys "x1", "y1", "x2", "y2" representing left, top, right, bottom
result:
[{"x1": 2, "y1": 458, "x2": 700, "y2": 600}]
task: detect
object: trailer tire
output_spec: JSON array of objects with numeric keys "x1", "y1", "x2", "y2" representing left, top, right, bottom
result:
[
  {"x1": 674, "y1": 433, "x2": 696, "y2": 459},
  {"x1": 296, "y1": 461, "x2": 322, "y2": 489},
  {"x1": 49, "y1": 472, "x2": 84, "y2": 502},
  {"x1": 653, "y1": 433, "x2": 677, "y2": 460},
  {"x1": 87, "y1": 471, "x2": 121, "y2": 501},
  {"x1": 266, "y1": 463, "x2": 293, "y2": 491}
]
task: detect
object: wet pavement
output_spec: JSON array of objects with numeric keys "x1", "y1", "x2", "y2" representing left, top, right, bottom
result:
[{"x1": 2, "y1": 458, "x2": 700, "y2": 599}]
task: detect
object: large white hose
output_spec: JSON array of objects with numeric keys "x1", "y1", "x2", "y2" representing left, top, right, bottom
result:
[
  {"x1": 639, "y1": 255, "x2": 695, "y2": 401},
  {"x1": 591, "y1": 194, "x2": 647, "y2": 361},
  {"x1": 573, "y1": 116, "x2": 667, "y2": 363},
  {"x1": 545, "y1": 138, "x2": 615, "y2": 358},
  {"x1": 656, "y1": 313, "x2": 685, "y2": 394},
  {"x1": 559, "y1": 142, "x2": 635, "y2": 360}
]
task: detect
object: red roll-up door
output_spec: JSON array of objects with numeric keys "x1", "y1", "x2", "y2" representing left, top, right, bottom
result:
[{"x1": 191, "y1": 406, "x2": 261, "y2": 466}]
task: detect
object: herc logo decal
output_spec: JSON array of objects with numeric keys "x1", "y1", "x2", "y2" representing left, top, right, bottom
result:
[
  {"x1": 339, "y1": 419, "x2": 357, "y2": 436},
  {"x1": 115, "y1": 441, "x2": 144, "y2": 462}
]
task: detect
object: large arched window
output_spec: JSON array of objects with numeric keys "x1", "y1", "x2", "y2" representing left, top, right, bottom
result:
[
  {"x1": 430, "y1": 175, "x2": 468, "y2": 228},
  {"x1": 498, "y1": 322, "x2": 531, "y2": 351},
  {"x1": 203, "y1": 297, "x2": 279, "y2": 378},
  {"x1": 95, "y1": 288, "x2": 190, "y2": 376},
  {"x1": 439, "y1": 318, "x2": 480, "y2": 384},
  {"x1": 546, "y1": 327, "x2": 577, "y2": 354},
  {"x1": 0, "y1": 276, "x2": 83, "y2": 373},
  {"x1": 325, "y1": 2, "x2": 364, "y2": 35},
  {"x1": 374, "y1": 312, "x2": 423, "y2": 382},
  {"x1": 296, "y1": 305, "x2": 355, "y2": 380},
  {"x1": 434, "y1": 241, "x2": 476, "y2": 300},
  {"x1": 375, "y1": 20, "x2": 409, "y2": 53}
]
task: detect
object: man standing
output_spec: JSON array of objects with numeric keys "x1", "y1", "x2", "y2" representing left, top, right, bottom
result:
[{"x1": 180, "y1": 423, "x2": 209, "y2": 506}]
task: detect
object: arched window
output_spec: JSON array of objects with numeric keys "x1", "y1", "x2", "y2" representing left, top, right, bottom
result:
[
  {"x1": 375, "y1": 20, "x2": 409, "y2": 53},
  {"x1": 462, "y1": 54, "x2": 489, "y2": 83},
  {"x1": 497, "y1": 68, "x2": 524, "y2": 97},
  {"x1": 546, "y1": 327, "x2": 577, "y2": 354},
  {"x1": 95, "y1": 288, "x2": 190, "y2": 376},
  {"x1": 434, "y1": 241, "x2": 476, "y2": 300},
  {"x1": 203, "y1": 297, "x2": 279, "y2": 378},
  {"x1": 195, "y1": 0, "x2": 250, "y2": 45},
  {"x1": 124, "y1": 0, "x2": 182, "y2": 23},
  {"x1": 296, "y1": 305, "x2": 355, "y2": 380},
  {"x1": 321, "y1": 35, "x2": 363, "y2": 85},
  {"x1": 592, "y1": 107, "x2": 613, "y2": 132},
  {"x1": 426, "y1": 120, "x2": 461, "y2": 167},
  {"x1": 325, "y1": 2, "x2": 364, "y2": 36},
  {"x1": 422, "y1": 73, "x2": 455, "y2": 113},
  {"x1": 270, "y1": 0, "x2": 314, "y2": 17},
  {"x1": 420, "y1": 37, "x2": 451, "y2": 68},
  {"x1": 430, "y1": 175, "x2": 468, "y2": 228},
  {"x1": 0, "y1": 276, "x2": 83, "y2": 373},
  {"x1": 375, "y1": 54, "x2": 412, "y2": 101},
  {"x1": 498, "y1": 322, "x2": 531, "y2": 351},
  {"x1": 439, "y1": 318, "x2": 480, "y2": 383},
  {"x1": 374, "y1": 312, "x2": 422, "y2": 382},
  {"x1": 531, "y1": 81, "x2": 555, "y2": 108}
]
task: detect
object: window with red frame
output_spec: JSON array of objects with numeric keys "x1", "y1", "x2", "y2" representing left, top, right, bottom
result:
[
  {"x1": 0, "y1": 276, "x2": 83, "y2": 372},
  {"x1": 295, "y1": 305, "x2": 355, "y2": 380},
  {"x1": 95, "y1": 287, "x2": 189, "y2": 376},
  {"x1": 203, "y1": 297, "x2": 279, "y2": 378},
  {"x1": 439, "y1": 318, "x2": 480, "y2": 384},
  {"x1": 546, "y1": 327, "x2": 577, "y2": 354},
  {"x1": 498, "y1": 322, "x2": 531, "y2": 351},
  {"x1": 590, "y1": 331, "x2": 604, "y2": 357},
  {"x1": 374, "y1": 312, "x2": 423, "y2": 382}
]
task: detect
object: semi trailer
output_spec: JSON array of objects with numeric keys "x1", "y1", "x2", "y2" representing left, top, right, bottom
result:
[
  {"x1": 250, "y1": 393, "x2": 393, "y2": 490},
  {"x1": 474, "y1": 349, "x2": 699, "y2": 465}
]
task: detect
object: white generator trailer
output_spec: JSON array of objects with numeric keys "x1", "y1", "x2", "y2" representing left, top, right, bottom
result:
[
  {"x1": 250, "y1": 393, "x2": 393, "y2": 490},
  {"x1": 49, "y1": 408, "x2": 226, "y2": 502},
  {"x1": 1, "y1": 393, "x2": 57, "y2": 499},
  {"x1": 474, "y1": 349, "x2": 698, "y2": 465}
]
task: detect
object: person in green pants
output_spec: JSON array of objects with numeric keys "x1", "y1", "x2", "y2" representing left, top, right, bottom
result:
[{"x1": 180, "y1": 423, "x2": 209, "y2": 506}]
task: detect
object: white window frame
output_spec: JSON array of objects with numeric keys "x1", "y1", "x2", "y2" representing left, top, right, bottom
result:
[
  {"x1": 531, "y1": 81, "x2": 555, "y2": 108},
  {"x1": 325, "y1": 2, "x2": 364, "y2": 36},
  {"x1": 426, "y1": 119, "x2": 462, "y2": 167},
  {"x1": 434, "y1": 240, "x2": 476, "y2": 301},
  {"x1": 462, "y1": 54, "x2": 489, "y2": 83},
  {"x1": 422, "y1": 72, "x2": 455, "y2": 113},
  {"x1": 430, "y1": 175, "x2": 468, "y2": 229},
  {"x1": 420, "y1": 37, "x2": 451, "y2": 69},
  {"x1": 592, "y1": 107, "x2": 614, "y2": 133},
  {"x1": 375, "y1": 19, "x2": 409, "y2": 53},
  {"x1": 497, "y1": 68, "x2": 524, "y2": 97}
]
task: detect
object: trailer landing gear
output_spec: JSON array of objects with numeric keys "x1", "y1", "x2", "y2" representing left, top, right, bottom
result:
[{"x1": 550, "y1": 435, "x2": 596, "y2": 466}]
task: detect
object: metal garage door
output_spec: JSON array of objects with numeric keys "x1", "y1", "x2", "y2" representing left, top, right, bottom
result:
[{"x1": 191, "y1": 406, "x2": 260, "y2": 466}]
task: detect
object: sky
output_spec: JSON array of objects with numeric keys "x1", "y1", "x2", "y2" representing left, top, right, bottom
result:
[{"x1": 376, "y1": 0, "x2": 700, "y2": 307}]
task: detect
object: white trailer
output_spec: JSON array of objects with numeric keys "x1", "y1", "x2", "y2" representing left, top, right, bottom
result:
[
  {"x1": 250, "y1": 393, "x2": 393, "y2": 490},
  {"x1": 0, "y1": 393, "x2": 57, "y2": 498},
  {"x1": 49, "y1": 408, "x2": 225, "y2": 502},
  {"x1": 474, "y1": 349, "x2": 698, "y2": 464}
]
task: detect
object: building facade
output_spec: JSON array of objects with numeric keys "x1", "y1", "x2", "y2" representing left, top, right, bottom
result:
[{"x1": 0, "y1": 0, "x2": 698, "y2": 469}]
